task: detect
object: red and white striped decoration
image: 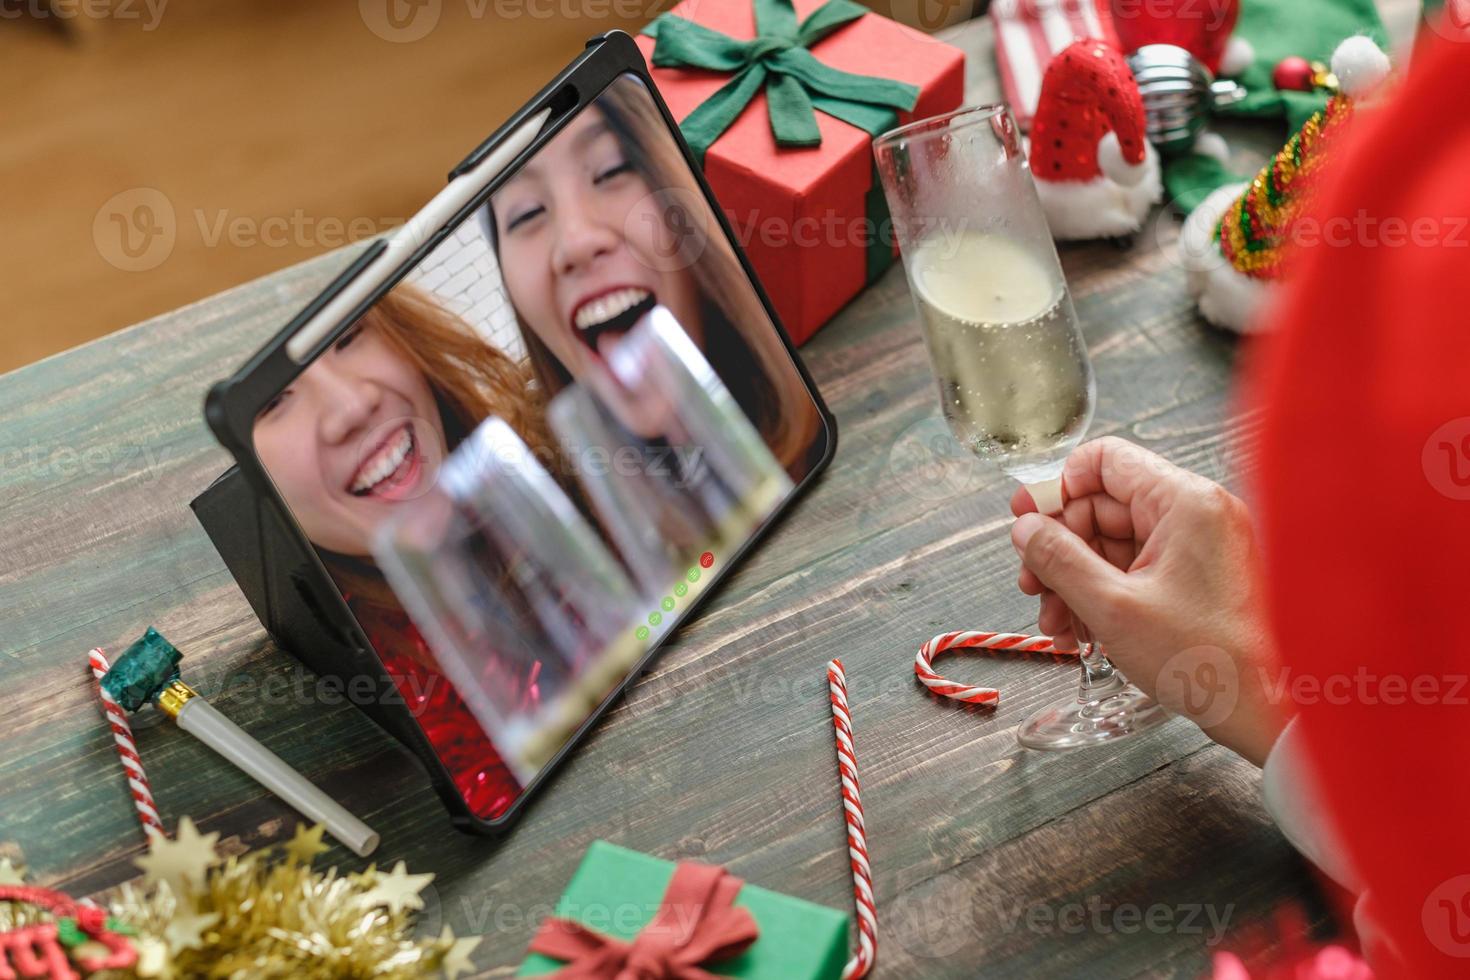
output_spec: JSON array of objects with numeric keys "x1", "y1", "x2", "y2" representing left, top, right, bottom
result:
[
  {"x1": 88, "y1": 648, "x2": 165, "y2": 839},
  {"x1": 825, "y1": 658, "x2": 876, "y2": 980},
  {"x1": 991, "y1": 0, "x2": 1122, "y2": 127},
  {"x1": 915, "y1": 630, "x2": 1074, "y2": 705}
]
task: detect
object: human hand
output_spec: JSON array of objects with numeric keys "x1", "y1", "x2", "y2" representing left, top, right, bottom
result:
[{"x1": 1009, "y1": 437, "x2": 1285, "y2": 766}]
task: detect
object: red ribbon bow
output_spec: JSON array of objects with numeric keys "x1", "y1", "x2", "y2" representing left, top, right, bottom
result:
[{"x1": 528, "y1": 861, "x2": 759, "y2": 979}]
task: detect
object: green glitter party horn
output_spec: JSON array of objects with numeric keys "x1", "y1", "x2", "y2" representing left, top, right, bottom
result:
[{"x1": 101, "y1": 628, "x2": 379, "y2": 857}]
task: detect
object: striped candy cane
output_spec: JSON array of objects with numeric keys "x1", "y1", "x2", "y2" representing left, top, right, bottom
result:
[
  {"x1": 826, "y1": 659, "x2": 876, "y2": 980},
  {"x1": 88, "y1": 648, "x2": 165, "y2": 839},
  {"x1": 914, "y1": 631, "x2": 1073, "y2": 705}
]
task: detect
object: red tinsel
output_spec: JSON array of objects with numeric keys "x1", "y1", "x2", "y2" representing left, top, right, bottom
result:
[
  {"x1": 0, "y1": 885, "x2": 136, "y2": 980},
  {"x1": 372, "y1": 617, "x2": 523, "y2": 821}
]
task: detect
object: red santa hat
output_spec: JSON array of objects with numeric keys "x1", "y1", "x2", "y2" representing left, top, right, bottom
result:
[
  {"x1": 1108, "y1": 0, "x2": 1253, "y2": 76},
  {"x1": 1029, "y1": 38, "x2": 1161, "y2": 240},
  {"x1": 1250, "y1": 32, "x2": 1470, "y2": 975},
  {"x1": 1030, "y1": 38, "x2": 1149, "y2": 184}
]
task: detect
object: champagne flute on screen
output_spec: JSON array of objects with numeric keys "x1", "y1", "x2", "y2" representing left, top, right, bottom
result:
[{"x1": 874, "y1": 104, "x2": 1168, "y2": 749}]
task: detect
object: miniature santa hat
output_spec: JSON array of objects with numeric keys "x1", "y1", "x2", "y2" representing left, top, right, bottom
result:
[
  {"x1": 1029, "y1": 38, "x2": 1162, "y2": 240},
  {"x1": 1109, "y1": 0, "x2": 1253, "y2": 76}
]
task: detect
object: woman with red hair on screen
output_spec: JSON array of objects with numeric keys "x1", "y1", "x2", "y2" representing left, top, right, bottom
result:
[
  {"x1": 253, "y1": 284, "x2": 552, "y2": 821},
  {"x1": 1007, "y1": 31, "x2": 1470, "y2": 977}
]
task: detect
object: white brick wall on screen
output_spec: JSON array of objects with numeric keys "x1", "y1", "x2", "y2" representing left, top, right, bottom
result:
[{"x1": 406, "y1": 220, "x2": 524, "y2": 360}]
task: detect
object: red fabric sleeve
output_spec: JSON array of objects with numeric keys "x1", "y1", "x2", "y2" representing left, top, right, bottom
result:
[{"x1": 1247, "y1": 35, "x2": 1470, "y2": 978}]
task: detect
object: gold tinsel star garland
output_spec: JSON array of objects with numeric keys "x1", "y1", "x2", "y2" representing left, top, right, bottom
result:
[{"x1": 0, "y1": 826, "x2": 480, "y2": 979}]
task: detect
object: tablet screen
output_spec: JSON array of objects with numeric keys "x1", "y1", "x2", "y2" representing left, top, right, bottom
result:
[{"x1": 250, "y1": 73, "x2": 826, "y2": 820}]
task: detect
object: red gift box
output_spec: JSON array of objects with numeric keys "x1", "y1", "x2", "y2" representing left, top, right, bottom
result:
[{"x1": 637, "y1": 0, "x2": 965, "y2": 344}]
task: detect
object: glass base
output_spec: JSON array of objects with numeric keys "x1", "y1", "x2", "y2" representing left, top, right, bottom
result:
[{"x1": 1017, "y1": 677, "x2": 1170, "y2": 751}]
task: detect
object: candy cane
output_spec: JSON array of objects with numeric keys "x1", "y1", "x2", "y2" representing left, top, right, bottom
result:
[
  {"x1": 88, "y1": 648, "x2": 165, "y2": 839},
  {"x1": 826, "y1": 659, "x2": 876, "y2": 979},
  {"x1": 914, "y1": 631, "x2": 1073, "y2": 705}
]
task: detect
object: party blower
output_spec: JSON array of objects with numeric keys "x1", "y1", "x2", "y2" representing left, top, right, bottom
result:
[{"x1": 100, "y1": 627, "x2": 379, "y2": 857}]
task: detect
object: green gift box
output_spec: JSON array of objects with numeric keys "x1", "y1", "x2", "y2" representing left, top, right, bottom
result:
[{"x1": 517, "y1": 840, "x2": 851, "y2": 978}]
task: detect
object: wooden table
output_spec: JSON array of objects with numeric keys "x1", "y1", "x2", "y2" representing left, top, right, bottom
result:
[{"x1": 2, "y1": 19, "x2": 1331, "y2": 979}]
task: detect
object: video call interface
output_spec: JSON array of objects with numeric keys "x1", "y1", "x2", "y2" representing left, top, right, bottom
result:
[{"x1": 252, "y1": 74, "x2": 825, "y2": 819}]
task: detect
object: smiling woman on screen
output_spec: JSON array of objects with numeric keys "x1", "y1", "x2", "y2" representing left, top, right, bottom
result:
[
  {"x1": 481, "y1": 75, "x2": 822, "y2": 478},
  {"x1": 251, "y1": 285, "x2": 551, "y2": 820}
]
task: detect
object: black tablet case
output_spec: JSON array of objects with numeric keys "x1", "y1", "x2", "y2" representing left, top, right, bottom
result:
[
  {"x1": 189, "y1": 467, "x2": 475, "y2": 822},
  {"x1": 189, "y1": 31, "x2": 837, "y2": 833}
]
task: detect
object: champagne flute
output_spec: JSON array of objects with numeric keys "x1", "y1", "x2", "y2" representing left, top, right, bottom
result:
[{"x1": 874, "y1": 104, "x2": 1168, "y2": 749}]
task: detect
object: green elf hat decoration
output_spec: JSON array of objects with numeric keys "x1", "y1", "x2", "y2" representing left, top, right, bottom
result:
[{"x1": 1180, "y1": 35, "x2": 1391, "y2": 333}]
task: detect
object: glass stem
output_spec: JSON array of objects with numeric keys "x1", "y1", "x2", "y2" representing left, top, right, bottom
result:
[{"x1": 1074, "y1": 620, "x2": 1125, "y2": 704}]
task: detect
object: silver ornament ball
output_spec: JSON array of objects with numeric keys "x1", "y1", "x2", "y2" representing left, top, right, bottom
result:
[{"x1": 1126, "y1": 44, "x2": 1246, "y2": 154}]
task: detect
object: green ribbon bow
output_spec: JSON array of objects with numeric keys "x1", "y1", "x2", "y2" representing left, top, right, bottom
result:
[{"x1": 642, "y1": 0, "x2": 920, "y2": 164}]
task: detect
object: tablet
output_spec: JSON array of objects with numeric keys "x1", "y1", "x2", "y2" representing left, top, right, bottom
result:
[{"x1": 206, "y1": 31, "x2": 835, "y2": 833}]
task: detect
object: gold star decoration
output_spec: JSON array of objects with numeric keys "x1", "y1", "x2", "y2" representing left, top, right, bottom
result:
[
  {"x1": 163, "y1": 907, "x2": 220, "y2": 953},
  {"x1": 357, "y1": 861, "x2": 434, "y2": 915},
  {"x1": 282, "y1": 823, "x2": 329, "y2": 865},
  {"x1": 439, "y1": 926, "x2": 481, "y2": 980},
  {"x1": 134, "y1": 818, "x2": 220, "y2": 895},
  {"x1": 133, "y1": 936, "x2": 174, "y2": 979},
  {"x1": 0, "y1": 857, "x2": 26, "y2": 886}
]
